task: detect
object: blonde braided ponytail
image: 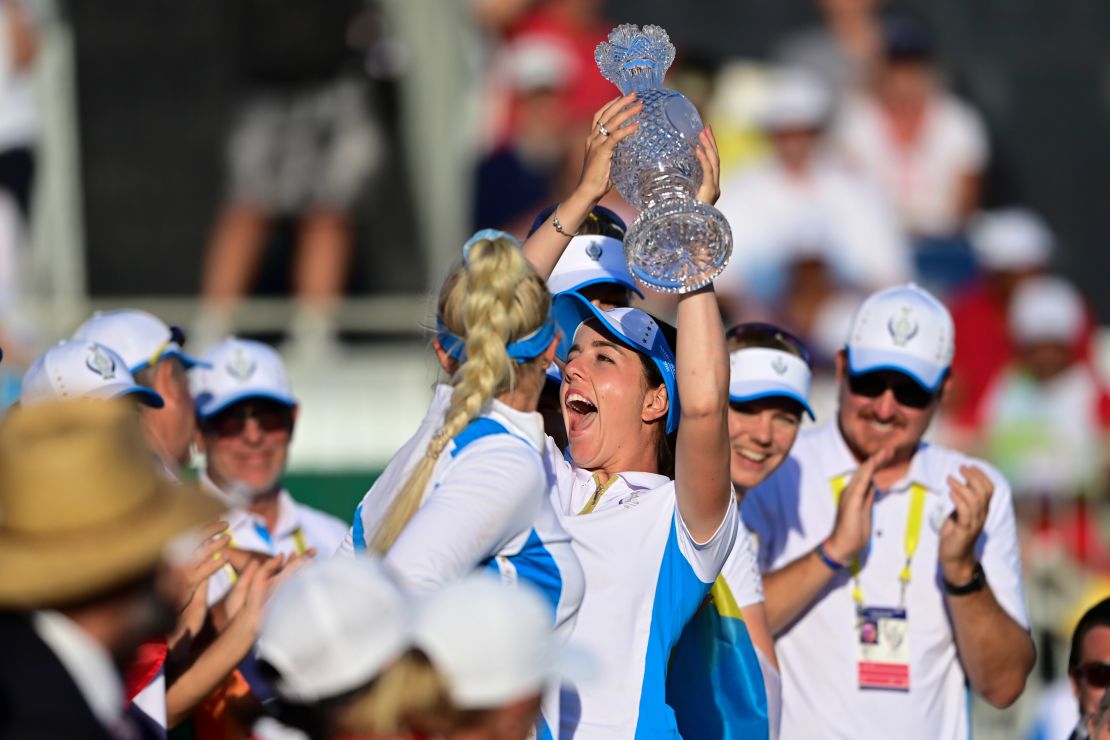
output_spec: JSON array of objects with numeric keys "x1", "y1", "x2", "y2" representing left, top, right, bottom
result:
[{"x1": 370, "y1": 234, "x2": 550, "y2": 554}]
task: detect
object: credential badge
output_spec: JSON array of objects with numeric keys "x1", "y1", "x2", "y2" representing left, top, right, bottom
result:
[
  {"x1": 226, "y1": 349, "x2": 257, "y2": 382},
  {"x1": 85, "y1": 344, "x2": 116, "y2": 379},
  {"x1": 887, "y1": 306, "x2": 919, "y2": 347},
  {"x1": 585, "y1": 242, "x2": 603, "y2": 261}
]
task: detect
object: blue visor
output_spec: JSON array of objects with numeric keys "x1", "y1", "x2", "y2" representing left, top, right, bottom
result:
[
  {"x1": 437, "y1": 318, "x2": 556, "y2": 364},
  {"x1": 552, "y1": 291, "x2": 679, "y2": 434}
]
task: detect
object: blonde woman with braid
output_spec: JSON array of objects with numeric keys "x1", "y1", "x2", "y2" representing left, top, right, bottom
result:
[{"x1": 338, "y1": 230, "x2": 584, "y2": 660}]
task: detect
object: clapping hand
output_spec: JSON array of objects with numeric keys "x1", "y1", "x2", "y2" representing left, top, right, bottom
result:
[
  {"x1": 825, "y1": 448, "x2": 893, "y2": 564},
  {"x1": 939, "y1": 465, "x2": 993, "y2": 584}
]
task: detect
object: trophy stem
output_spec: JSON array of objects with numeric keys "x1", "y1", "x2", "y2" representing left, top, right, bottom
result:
[{"x1": 638, "y1": 167, "x2": 698, "y2": 211}]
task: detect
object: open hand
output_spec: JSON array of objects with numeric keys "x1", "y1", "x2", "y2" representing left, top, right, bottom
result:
[
  {"x1": 825, "y1": 448, "x2": 893, "y2": 563},
  {"x1": 575, "y1": 93, "x2": 642, "y2": 204},
  {"x1": 939, "y1": 465, "x2": 993, "y2": 583}
]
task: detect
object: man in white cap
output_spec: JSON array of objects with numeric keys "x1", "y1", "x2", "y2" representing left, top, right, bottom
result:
[
  {"x1": 72, "y1": 309, "x2": 208, "y2": 472},
  {"x1": 21, "y1": 339, "x2": 165, "y2": 409},
  {"x1": 190, "y1": 337, "x2": 347, "y2": 605},
  {"x1": 714, "y1": 66, "x2": 910, "y2": 319},
  {"x1": 742, "y1": 283, "x2": 1034, "y2": 739}
]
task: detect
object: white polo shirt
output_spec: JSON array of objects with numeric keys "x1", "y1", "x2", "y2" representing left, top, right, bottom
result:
[
  {"x1": 548, "y1": 438, "x2": 739, "y2": 739},
  {"x1": 742, "y1": 422, "x2": 1029, "y2": 740},
  {"x1": 202, "y1": 473, "x2": 349, "y2": 605}
]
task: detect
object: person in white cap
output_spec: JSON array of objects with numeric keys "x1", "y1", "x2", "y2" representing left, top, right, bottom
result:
[
  {"x1": 742, "y1": 283, "x2": 1034, "y2": 740},
  {"x1": 404, "y1": 574, "x2": 590, "y2": 740},
  {"x1": 190, "y1": 337, "x2": 347, "y2": 605},
  {"x1": 714, "y1": 66, "x2": 910, "y2": 319},
  {"x1": 668, "y1": 322, "x2": 817, "y2": 740},
  {"x1": 254, "y1": 557, "x2": 421, "y2": 740},
  {"x1": 948, "y1": 208, "x2": 1095, "y2": 435},
  {"x1": 20, "y1": 339, "x2": 165, "y2": 409},
  {"x1": 977, "y1": 276, "x2": 1110, "y2": 529},
  {"x1": 72, "y1": 309, "x2": 208, "y2": 473}
]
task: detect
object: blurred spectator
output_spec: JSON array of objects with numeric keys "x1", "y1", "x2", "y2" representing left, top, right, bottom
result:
[
  {"x1": 714, "y1": 68, "x2": 909, "y2": 339},
  {"x1": 775, "y1": 0, "x2": 885, "y2": 98},
  {"x1": 946, "y1": 209, "x2": 1096, "y2": 434},
  {"x1": 196, "y1": 0, "x2": 381, "y2": 359},
  {"x1": 190, "y1": 337, "x2": 347, "y2": 606},
  {"x1": 832, "y1": 13, "x2": 987, "y2": 290},
  {"x1": 0, "y1": 400, "x2": 221, "y2": 738},
  {"x1": 20, "y1": 339, "x2": 165, "y2": 408},
  {"x1": 977, "y1": 276, "x2": 1110, "y2": 507},
  {"x1": 253, "y1": 557, "x2": 419, "y2": 739},
  {"x1": 1069, "y1": 598, "x2": 1110, "y2": 740},
  {"x1": 474, "y1": 39, "x2": 573, "y2": 233},
  {"x1": 0, "y1": 0, "x2": 46, "y2": 225},
  {"x1": 73, "y1": 309, "x2": 207, "y2": 476}
]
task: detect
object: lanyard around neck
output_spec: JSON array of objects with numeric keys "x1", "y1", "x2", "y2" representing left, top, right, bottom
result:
[{"x1": 829, "y1": 475, "x2": 927, "y2": 608}]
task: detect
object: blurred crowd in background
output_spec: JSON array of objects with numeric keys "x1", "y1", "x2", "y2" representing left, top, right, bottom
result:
[{"x1": 1, "y1": 0, "x2": 1109, "y2": 738}]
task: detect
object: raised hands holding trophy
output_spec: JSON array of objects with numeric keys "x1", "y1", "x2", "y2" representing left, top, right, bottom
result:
[{"x1": 594, "y1": 23, "x2": 732, "y2": 293}]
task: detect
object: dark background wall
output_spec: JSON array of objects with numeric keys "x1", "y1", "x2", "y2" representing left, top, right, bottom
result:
[{"x1": 73, "y1": 1, "x2": 1110, "y2": 316}]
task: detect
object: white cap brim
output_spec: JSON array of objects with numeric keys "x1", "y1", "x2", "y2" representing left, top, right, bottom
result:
[{"x1": 846, "y1": 346, "x2": 946, "y2": 392}]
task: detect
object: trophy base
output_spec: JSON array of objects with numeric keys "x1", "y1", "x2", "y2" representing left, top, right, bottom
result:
[{"x1": 624, "y1": 199, "x2": 733, "y2": 294}]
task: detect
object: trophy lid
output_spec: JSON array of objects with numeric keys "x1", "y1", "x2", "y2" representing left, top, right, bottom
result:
[{"x1": 595, "y1": 24, "x2": 676, "y2": 94}]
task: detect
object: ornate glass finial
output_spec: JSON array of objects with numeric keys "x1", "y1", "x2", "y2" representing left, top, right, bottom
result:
[{"x1": 595, "y1": 24, "x2": 676, "y2": 94}]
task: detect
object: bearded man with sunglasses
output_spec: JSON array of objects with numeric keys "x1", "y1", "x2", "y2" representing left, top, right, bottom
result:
[
  {"x1": 742, "y1": 283, "x2": 1034, "y2": 740},
  {"x1": 190, "y1": 337, "x2": 347, "y2": 606}
]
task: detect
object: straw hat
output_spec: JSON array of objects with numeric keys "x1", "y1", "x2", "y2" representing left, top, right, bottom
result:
[{"x1": 0, "y1": 400, "x2": 225, "y2": 607}]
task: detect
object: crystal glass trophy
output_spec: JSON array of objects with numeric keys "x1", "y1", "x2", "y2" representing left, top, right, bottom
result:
[{"x1": 595, "y1": 24, "x2": 732, "y2": 293}]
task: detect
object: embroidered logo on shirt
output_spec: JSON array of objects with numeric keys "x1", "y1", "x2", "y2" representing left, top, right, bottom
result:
[
  {"x1": 585, "y1": 242, "x2": 603, "y2": 261},
  {"x1": 226, "y1": 349, "x2": 257, "y2": 382},
  {"x1": 887, "y1": 306, "x2": 919, "y2": 347},
  {"x1": 928, "y1": 503, "x2": 948, "y2": 533},
  {"x1": 619, "y1": 490, "x2": 641, "y2": 509},
  {"x1": 85, "y1": 344, "x2": 116, "y2": 379}
]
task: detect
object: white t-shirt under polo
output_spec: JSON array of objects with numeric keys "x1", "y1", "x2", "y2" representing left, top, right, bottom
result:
[
  {"x1": 741, "y1": 422, "x2": 1029, "y2": 740},
  {"x1": 549, "y1": 439, "x2": 739, "y2": 739},
  {"x1": 202, "y1": 474, "x2": 349, "y2": 605}
]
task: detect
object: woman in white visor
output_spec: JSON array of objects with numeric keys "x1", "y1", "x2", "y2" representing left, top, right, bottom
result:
[{"x1": 668, "y1": 323, "x2": 816, "y2": 740}]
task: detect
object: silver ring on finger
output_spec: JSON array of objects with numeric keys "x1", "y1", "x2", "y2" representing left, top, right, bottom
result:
[{"x1": 598, "y1": 122, "x2": 611, "y2": 137}]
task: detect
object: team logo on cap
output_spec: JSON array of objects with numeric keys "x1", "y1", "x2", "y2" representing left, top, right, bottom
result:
[
  {"x1": 887, "y1": 307, "x2": 919, "y2": 347},
  {"x1": 85, "y1": 344, "x2": 116, "y2": 379},
  {"x1": 226, "y1": 349, "x2": 257, "y2": 382},
  {"x1": 585, "y1": 242, "x2": 603, "y2": 261},
  {"x1": 771, "y1": 356, "x2": 788, "y2": 375}
]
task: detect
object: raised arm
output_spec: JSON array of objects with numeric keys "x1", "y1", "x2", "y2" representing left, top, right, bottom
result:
[
  {"x1": 673, "y1": 286, "x2": 731, "y2": 542},
  {"x1": 521, "y1": 94, "x2": 640, "y2": 279}
]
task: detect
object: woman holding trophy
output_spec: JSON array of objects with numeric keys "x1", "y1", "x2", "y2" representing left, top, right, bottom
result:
[{"x1": 520, "y1": 24, "x2": 740, "y2": 737}]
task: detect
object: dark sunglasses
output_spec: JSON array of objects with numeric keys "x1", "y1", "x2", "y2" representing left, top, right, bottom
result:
[
  {"x1": 726, "y1": 322, "x2": 812, "y2": 364},
  {"x1": 203, "y1": 402, "x2": 293, "y2": 438},
  {"x1": 1073, "y1": 662, "x2": 1110, "y2": 688},
  {"x1": 847, "y1": 371, "x2": 938, "y2": 410}
]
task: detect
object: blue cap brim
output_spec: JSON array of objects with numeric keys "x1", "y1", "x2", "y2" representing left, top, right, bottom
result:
[
  {"x1": 116, "y1": 386, "x2": 165, "y2": 409},
  {"x1": 129, "y1": 348, "x2": 211, "y2": 375},
  {"x1": 197, "y1": 390, "x2": 297, "y2": 419},
  {"x1": 728, "y1": 389, "x2": 816, "y2": 420},
  {"x1": 552, "y1": 291, "x2": 679, "y2": 434}
]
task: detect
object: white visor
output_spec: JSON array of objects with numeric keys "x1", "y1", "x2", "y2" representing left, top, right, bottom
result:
[{"x1": 729, "y1": 347, "x2": 815, "y2": 419}]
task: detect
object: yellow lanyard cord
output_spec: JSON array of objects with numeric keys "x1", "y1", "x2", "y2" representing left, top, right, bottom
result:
[
  {"x1": 577, "y1": 474, "x2": 620, "y2": 516},
  {"x1": 830, "y1": 476, "x2": 927, "y2": 607}
]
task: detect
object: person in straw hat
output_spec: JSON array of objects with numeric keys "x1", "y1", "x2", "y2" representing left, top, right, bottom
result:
[{"x1": 0, "y1": 400, "x2": 223, "y2": 739}]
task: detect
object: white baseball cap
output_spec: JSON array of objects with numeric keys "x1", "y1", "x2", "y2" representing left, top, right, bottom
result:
[
  {"x1": 1009, "y1": 275, "x2": 1085, "y2": 346},
  {"x1": 412, "y1": 574, "x2": 590, "y2": 710},
  {"x1": 21, "y1": 340, "x2": 164, "y2": 408},
  {"x1": 757, "y1": 67, "x2": 832, "y2": 132},
  {"x1": 845, "y1": 283, "x2": 954, "y2": 392},
  {"x1": 547, "y1": 234, "x2": 644, "y2": 299},
  {"x1": 72, "y1": 309, "x2": 207, "y2": 374},
  {"x1": 968, "y1": 208, "x2": 1054, "y2": 273},
  {"x1": 729, "y1": 347, "x2": 815, "y2": 420},
  {"x1": 189, "y1": 337, "x2": 296, "y2": 419},
  {"x1": 256, "y1": 557, "x2": 411, "y2": 703}
]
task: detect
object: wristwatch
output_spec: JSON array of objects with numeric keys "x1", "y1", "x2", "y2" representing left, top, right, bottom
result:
[{"x1": 943, "y1": 562, "x2": 987, "y2": 596}]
